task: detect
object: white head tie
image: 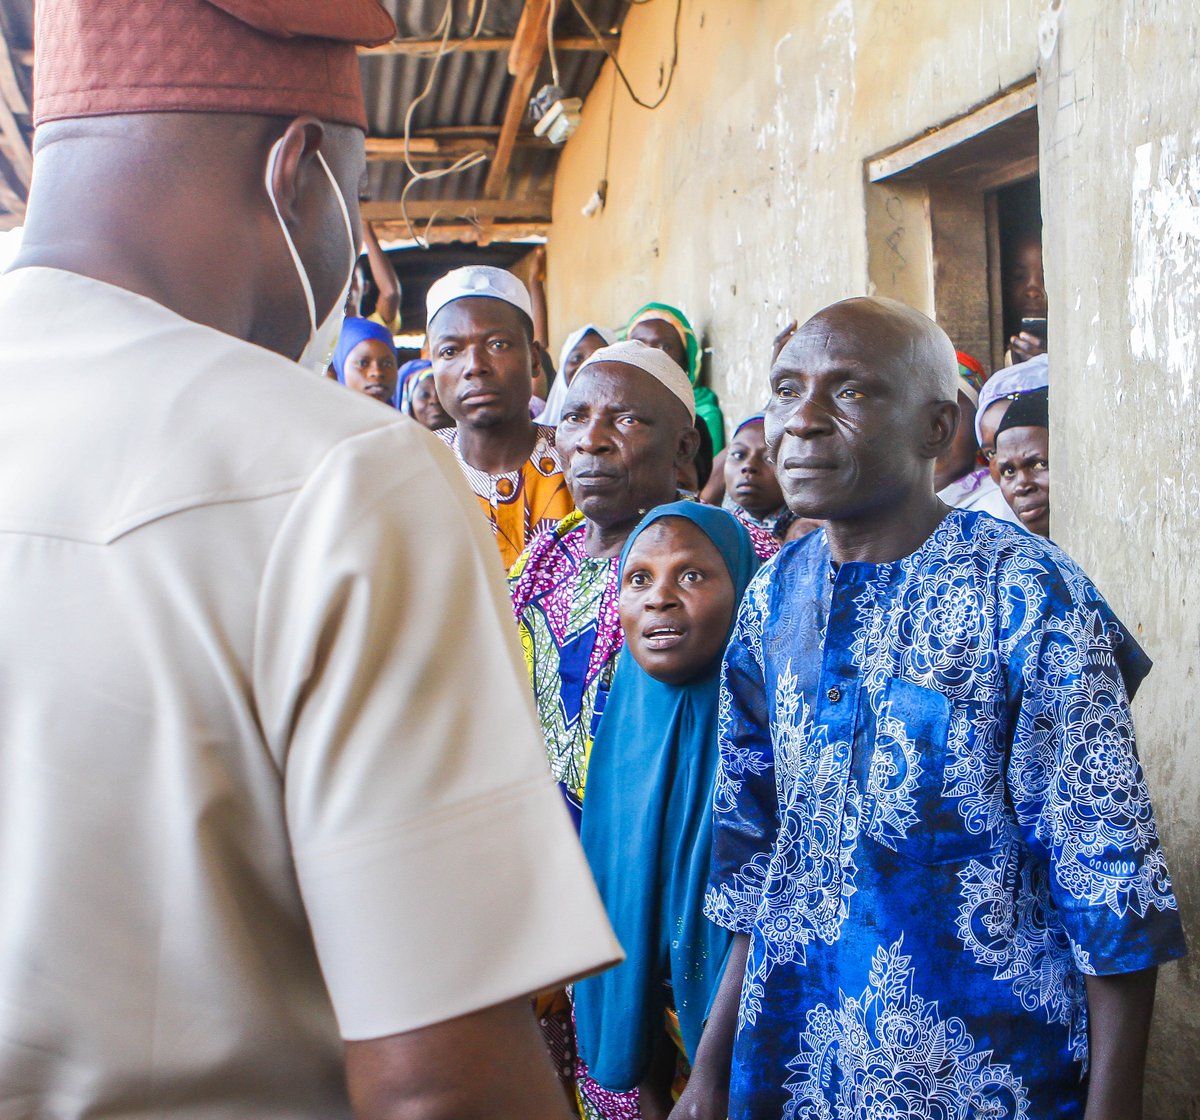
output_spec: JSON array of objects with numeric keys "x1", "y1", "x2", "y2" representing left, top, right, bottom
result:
[{"x1": 576, "y1": 339, "x2": 696, "y2": 421}]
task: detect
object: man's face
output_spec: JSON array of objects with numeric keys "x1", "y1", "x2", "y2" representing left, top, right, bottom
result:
[
  {"x1": 342, "y1": 338, "x2": 397, "y2": 403},
  {"x1": 764, "y1": 317, "x2": 946, "y2": 521},
  {"x1": 995, "y1": 425, "x2": 1050, "y2": 536},
  {"x1": 628, "y1": 319, "x2": 688, "y2": 373},
  {"x1": 558, "y1": 363, "x2": 695, "y2": 530},
  {"x1": 428, "y1": 298, "x2": 537, "y2": 431}
]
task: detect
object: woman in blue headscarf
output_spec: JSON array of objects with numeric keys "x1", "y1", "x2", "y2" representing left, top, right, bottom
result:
[
  {"x1": 574, "y1": 501, "x2": 759, "y2": 1118},
  {"x1": 331, "y1": 316, "x2": 398, "y2": 406}
]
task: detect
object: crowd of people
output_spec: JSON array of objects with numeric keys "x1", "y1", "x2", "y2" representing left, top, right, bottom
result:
[
  {"x1": 0, "y1": 3, "x2": 1187, "y2": 1120},
  {"x1": 322, "y1": 254, "x2": 1184, "y2": 1120}
]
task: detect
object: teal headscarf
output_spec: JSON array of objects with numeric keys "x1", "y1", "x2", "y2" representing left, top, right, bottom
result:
[
  {"x1": 626, "y1": 302, "x2": 726, "y2": 452},
  {"x1": 574, "y1": 501, "x2": 759, "y2": 1091}
]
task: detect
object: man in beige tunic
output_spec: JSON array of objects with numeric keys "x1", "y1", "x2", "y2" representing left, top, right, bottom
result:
[{"x1": 0, "y1": 2, "x2": 620, "y2": 1117}]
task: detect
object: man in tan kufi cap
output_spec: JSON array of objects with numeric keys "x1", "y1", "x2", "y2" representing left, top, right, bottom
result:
[{"x1": 0, "y1": 3, "x2": 620, "y2": 1118}]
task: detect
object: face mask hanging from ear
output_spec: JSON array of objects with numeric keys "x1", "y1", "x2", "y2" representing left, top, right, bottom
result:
[{"x1": 265, "y1": 136, "x2": 356, "y2": 374}]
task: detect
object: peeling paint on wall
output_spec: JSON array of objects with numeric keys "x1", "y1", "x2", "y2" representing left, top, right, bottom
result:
[{"x1": 1129, "y1": 135, "x2": 1200, "y2": 404}]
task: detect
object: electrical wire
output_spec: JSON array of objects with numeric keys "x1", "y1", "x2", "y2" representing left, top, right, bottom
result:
[
  {"x1": 396, "y1": 0, "x2": 492, "y2": 248},
  {"x1": 570, "y1": 0, "x2": 681, "y2": 111},
  {"x1": 546, "y1": 0, "x2": 560, "y2": 88},
  {"x1": 391, "y1": 0, "x2": 679, "y2": 247}
]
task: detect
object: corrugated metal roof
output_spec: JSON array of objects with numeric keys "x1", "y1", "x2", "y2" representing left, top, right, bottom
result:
[
  {"x1": 0, "y1": 1, "x2": 628, "y2": 240},
  {"x1": 362, "y1": 0, "x2": 626, "y2": 225}
]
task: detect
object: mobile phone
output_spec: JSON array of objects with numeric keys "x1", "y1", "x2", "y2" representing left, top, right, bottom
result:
[{"x1": 1019, "y1": 317, "x2": 1048, "y2": 343}]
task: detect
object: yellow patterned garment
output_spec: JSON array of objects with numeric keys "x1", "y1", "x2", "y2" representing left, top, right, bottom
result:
[{"x1": 438, "y1": 424, "x2": 575, "y2": 569}]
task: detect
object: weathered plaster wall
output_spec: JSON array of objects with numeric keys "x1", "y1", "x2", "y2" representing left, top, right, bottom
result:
[
  {"x1": 547, "y1": 0, "x2": 1042, "y2": 422},
  {"x1": 548, "y1": 0, "x2": 1198, "y2": 1114},
  {"x1": 1041, "y1": 3, "x2": 1199, "y2": 1115}
]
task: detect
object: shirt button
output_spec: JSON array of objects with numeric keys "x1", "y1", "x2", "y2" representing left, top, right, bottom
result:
[{"x1": 827, "y1": 687, "x2": 841, "y2": 703}]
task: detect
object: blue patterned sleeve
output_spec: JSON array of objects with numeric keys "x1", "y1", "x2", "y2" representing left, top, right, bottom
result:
[
  {"x1": 1000, "y1": 547, "x2": 1187, "y2": 976},
  {"x1": 704, "y1": 570, "x2": 779, "y2": 934}
]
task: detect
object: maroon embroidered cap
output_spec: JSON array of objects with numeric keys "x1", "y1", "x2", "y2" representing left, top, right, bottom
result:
[{"x1": 34, "y1": 0, "x2": 396, "y2": 131}]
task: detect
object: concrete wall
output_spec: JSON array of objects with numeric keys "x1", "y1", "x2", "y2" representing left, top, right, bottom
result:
[
  {"x1": 546, "y1": 1, "x2": 1198, "y2": 1115},
  {"x1": 1041, "y1": 3, "x2": 1199, "y2": 1116},
  {"x1": 546, "y1": 0, "x2": 1043, "y2": 420}
]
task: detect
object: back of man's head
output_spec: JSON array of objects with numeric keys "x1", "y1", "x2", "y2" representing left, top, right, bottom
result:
[{"x1": 20, "y1": 0, "x2": 395, "y2": 361}]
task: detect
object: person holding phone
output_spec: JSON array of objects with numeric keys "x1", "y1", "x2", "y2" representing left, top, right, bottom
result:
[{"x1": 1005, "y1": 228, "x2": 1048, "y2": 364}]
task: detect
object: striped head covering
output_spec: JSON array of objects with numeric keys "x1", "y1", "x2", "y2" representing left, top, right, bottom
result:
[
  {"x1": 626, "y1": 302, "x2": 700, "y2": 385},
  {"x1": 954, "y1": 351, "x2": 987, "y2": 407}
]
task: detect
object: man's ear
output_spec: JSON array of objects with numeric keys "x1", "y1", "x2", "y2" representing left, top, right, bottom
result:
[
  {"x1": 267, "y1": 115, "x2": 326, "y2": 226},
  {"x1": 675, "y1": 424, "x2": 702, "y2": 468},
  {"x1": 923, "y1": 399, "x2": 961, "y2": 460},
  {"x1": 530, "y1": 339, "x2": 544, "y2": 381}
]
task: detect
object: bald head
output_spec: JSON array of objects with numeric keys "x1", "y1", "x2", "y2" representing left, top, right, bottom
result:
[
  {"x1": 764, "y1": 296, "x2": 962, "y2": 547},
  {"x1": 784, "y1": 297, "x2": 959, "y2": 405}
]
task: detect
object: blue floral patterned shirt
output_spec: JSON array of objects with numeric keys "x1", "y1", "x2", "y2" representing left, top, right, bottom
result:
[{"x1": 705, "y1": 510, "x2": 1186, "y2": 1120}]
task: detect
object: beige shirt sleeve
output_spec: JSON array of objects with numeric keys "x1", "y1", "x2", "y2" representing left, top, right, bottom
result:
[{"x1": 253, "y1": 422, "x2": 621, "y2": 1041}]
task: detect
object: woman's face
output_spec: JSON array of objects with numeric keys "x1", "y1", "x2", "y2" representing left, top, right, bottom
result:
[
  {"x1": 995, "y1": 425, "x2": 1050, "y2": 537},
  {"x1": 979, "y1": 399, "x2": 1012, "y2": 482},
  {"x1": 410, "y1": 376, "x2": 454, "y2": 431},
  {"x1": 562, "y1": 330, "x2": 608, "y2": 385},
  {"x1": 724, "y1": 422, "x2": 785, "y2": 518},
  {"x1": 343, "y1": 338, "x2": 398, "y2": 403},
  {"x1": 629, "y1": 318, "x2": 688, "y2": 373},
  {"x1": 619, "y1": 518, "x2": 735, "y2": 685}
]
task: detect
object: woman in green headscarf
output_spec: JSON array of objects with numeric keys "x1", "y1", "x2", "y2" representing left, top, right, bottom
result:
[{"x1": 626, "y1": 302, "x2": 726, "y2": 453}]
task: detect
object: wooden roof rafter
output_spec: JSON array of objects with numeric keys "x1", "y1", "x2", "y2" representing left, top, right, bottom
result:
[
  {"x1": 475, "y1": 0, "x2": 555, "y2": 245},
  {"x1": 360, "y1": 32, "x2": 616, "y2": 57}
]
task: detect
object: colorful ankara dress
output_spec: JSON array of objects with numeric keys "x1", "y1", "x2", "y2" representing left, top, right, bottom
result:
[
  {"x1": 438, "y1": 423, "x2": 574, "y2": 570},
  {"x1": 510, "y1": 509, "x2": 623, "y2": 826},
  {"x1": 511, "y1": 510, "x2": 636, "y2": 1119},
  {"x1": 722, "y1": 495, "x2": 788, "y2": 560},
  {"x1": 705, "y1": 510, "x2": 1186, "y2": 1119}
]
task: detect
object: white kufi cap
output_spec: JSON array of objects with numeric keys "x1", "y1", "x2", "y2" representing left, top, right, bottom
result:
[
  {"x1": 426, "y1": 265, "x2": 533, "y2": 327},
  {"x1": 576, "y1": 339, "x2": 696, "y2": 421}
]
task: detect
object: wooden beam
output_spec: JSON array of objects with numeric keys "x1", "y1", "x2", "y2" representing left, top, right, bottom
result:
[
  {"x1": 374, "y1": 220, "x2": 550, "y2": 246},
  {"x1": 361, "y1": 197, "x2": 552, "y2": 222},
  {"x1": 867, "y1": 80, "x2": 1037, "y2": 183},
  {"x1": 477, "y1": 0, "x2": 553, "y2": 244},
  {"x1": 0, "y1": 92, "x2": 30, "y2": 189},
  {"x1": 360, "y1": 34, "x2": 614, "y2": 57},
  {"x1": 364, "y1": 134, "x2": 553, "y2": 162}
]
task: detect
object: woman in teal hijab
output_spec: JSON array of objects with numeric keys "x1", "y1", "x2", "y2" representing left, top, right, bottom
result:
[
  {"x1": 574, "y1": 501, "x2": 758, "y2": 1109},
  {"x1": 626, "y1": 302, "x2": 726, "y2": 453}
]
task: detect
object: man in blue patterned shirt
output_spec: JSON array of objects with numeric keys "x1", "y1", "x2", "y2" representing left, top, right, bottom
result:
[{"x1": 689, "y1": 298, "x2": 1186, "y2": 1120}]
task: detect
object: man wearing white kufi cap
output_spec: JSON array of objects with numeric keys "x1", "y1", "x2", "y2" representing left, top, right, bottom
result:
[
  {"x1": 509, "y1": 336, "x2": 700, "y2": 1111},
  {"x1": 427, "y1": 265, "x2": 575, "y2": 570}
]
